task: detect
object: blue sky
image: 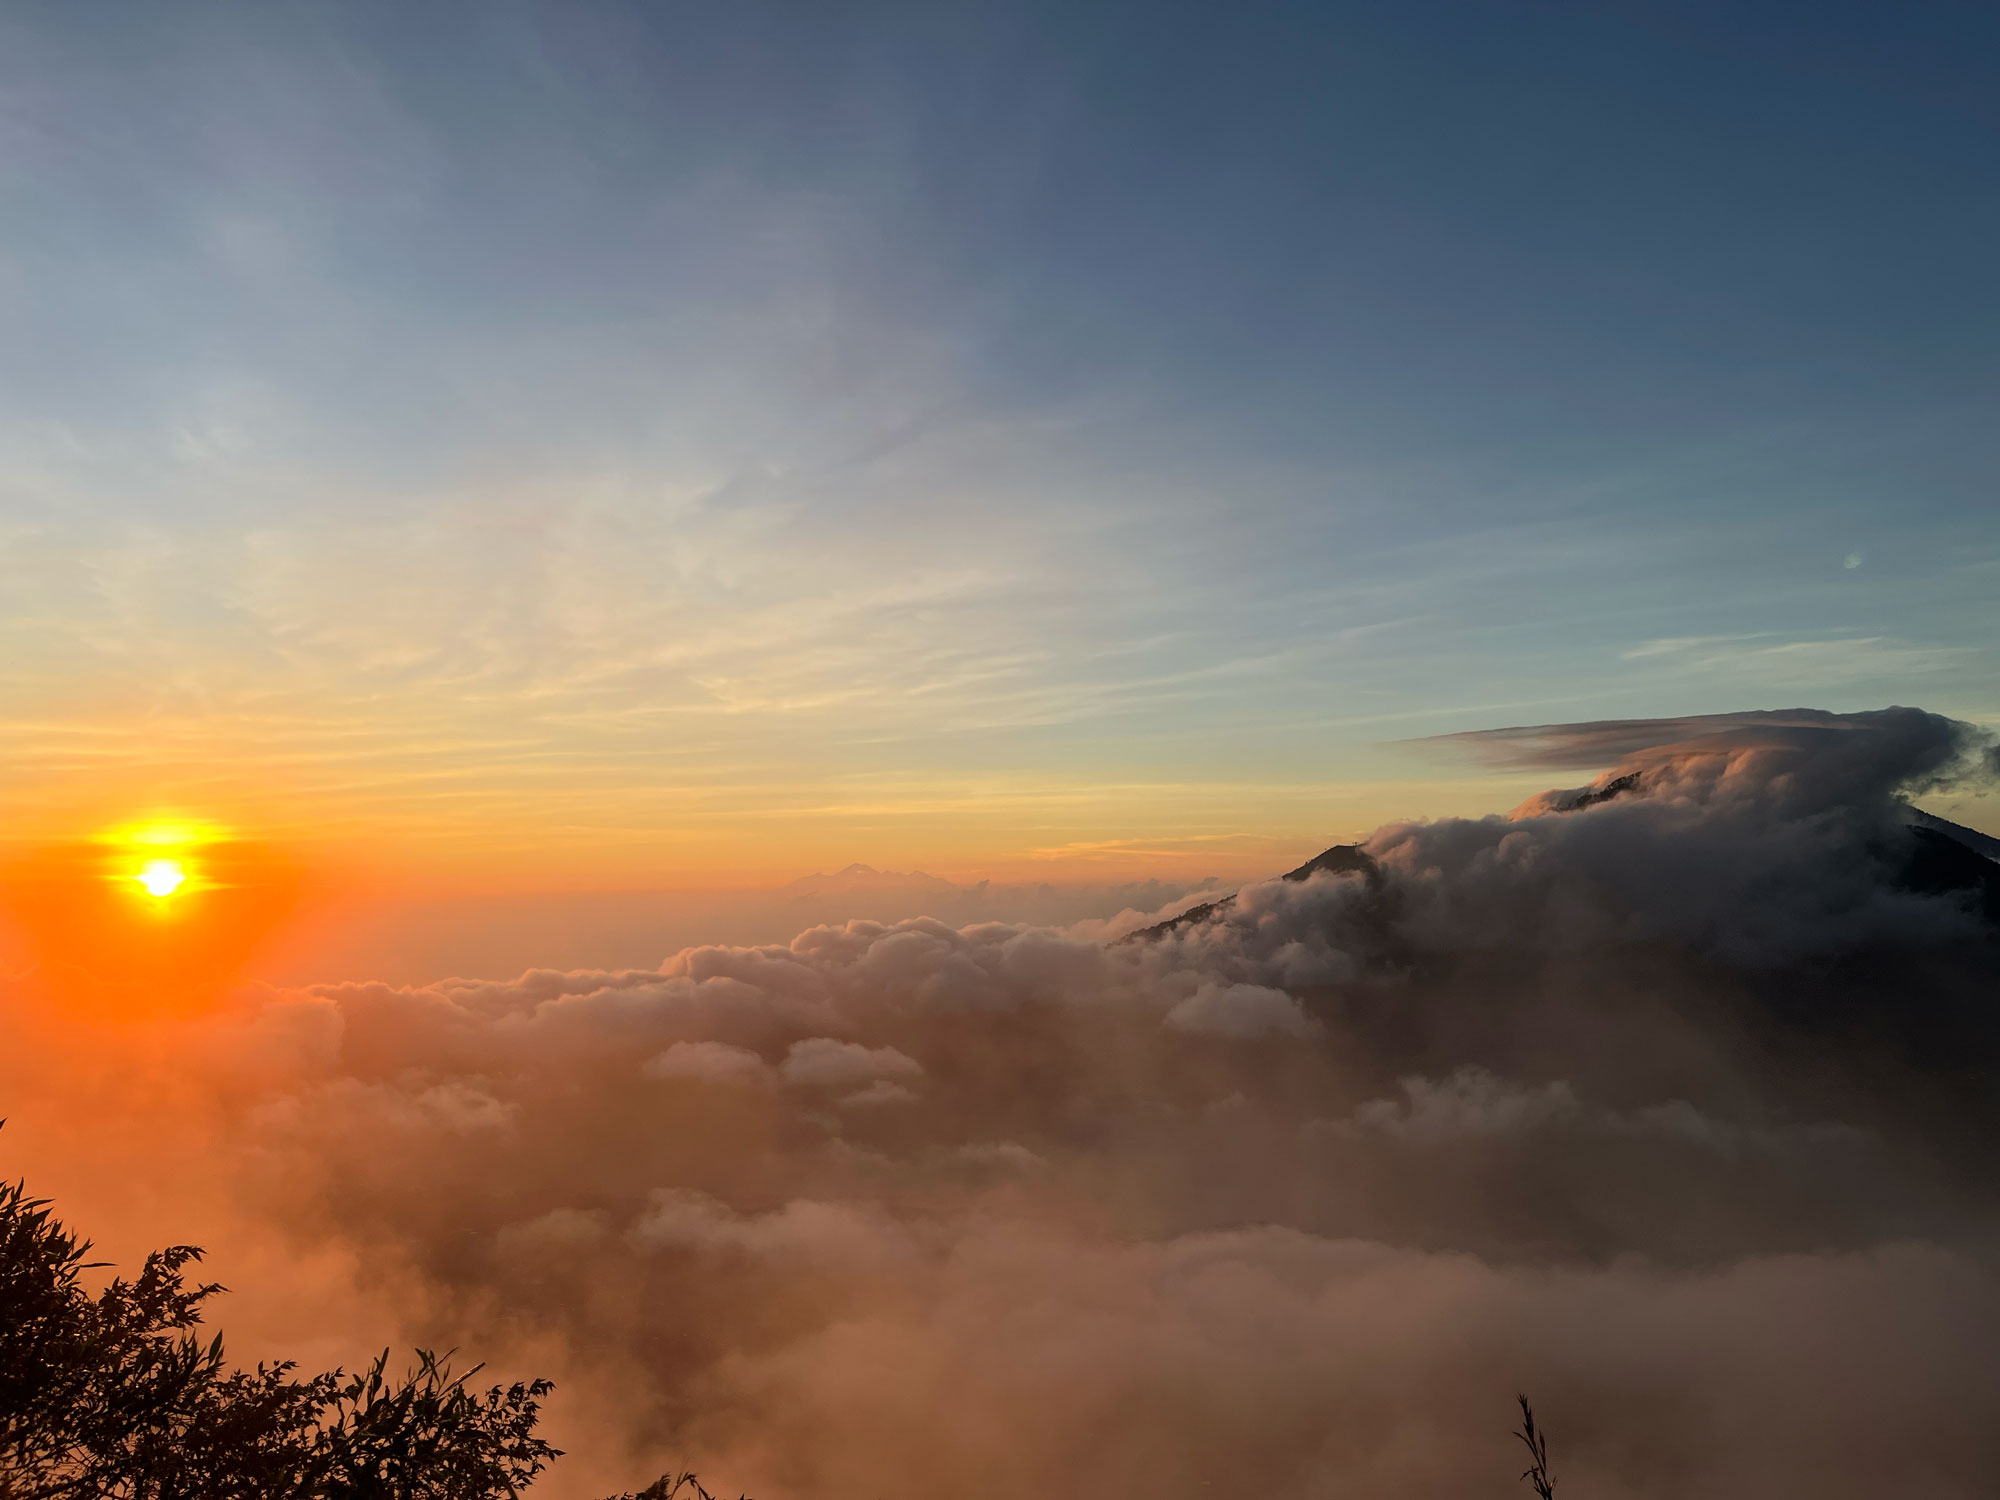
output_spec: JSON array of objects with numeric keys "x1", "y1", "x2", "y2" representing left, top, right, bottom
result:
[{"x1": 2, "y1": 0, "x2": 1995, "y2": 878}]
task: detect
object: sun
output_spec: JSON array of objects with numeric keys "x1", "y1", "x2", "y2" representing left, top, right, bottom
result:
[
  {"x1": 135, "y1": 858, "x2": 188, "y2": 899},
  {"x1": 94, "y1": 819, "x2": 226, "y2": 905}
]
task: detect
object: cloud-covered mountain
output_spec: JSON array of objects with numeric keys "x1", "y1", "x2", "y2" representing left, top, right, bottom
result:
[{"x1": 6, "y1": 706, "x2": 1997, "y2": 1498}]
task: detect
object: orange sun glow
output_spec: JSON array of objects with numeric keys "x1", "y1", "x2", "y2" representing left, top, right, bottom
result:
[{"x1": 0, "y1": 817, "x2": 306, "y2": 1014}]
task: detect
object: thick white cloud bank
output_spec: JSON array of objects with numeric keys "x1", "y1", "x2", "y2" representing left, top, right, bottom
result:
[{"x1": 9, "y1": 707, "x2": 2000, "y2": 1498}]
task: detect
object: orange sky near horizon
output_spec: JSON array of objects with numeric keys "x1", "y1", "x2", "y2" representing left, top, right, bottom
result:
[
  {"x1": 0, "y1": 728, "x2": 1586, "y2": 893},
  {"x1": 0, "y1": 768, "x2": 1576, "y2": 992}
]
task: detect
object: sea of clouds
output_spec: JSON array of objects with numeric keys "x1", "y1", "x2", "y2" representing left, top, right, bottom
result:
[{"x1": 6, "y1": 707, "x2": 1998, "y2": 1498}]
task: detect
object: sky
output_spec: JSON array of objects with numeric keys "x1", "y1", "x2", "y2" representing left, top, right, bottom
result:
[{"x1": 3, "y1": 0, "x2": 1997, "y2": 899}]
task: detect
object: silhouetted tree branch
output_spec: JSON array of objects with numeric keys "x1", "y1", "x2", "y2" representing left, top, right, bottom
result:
[{"x1": 0, "y1": 1156, "x2": 708, "y2": 1499}]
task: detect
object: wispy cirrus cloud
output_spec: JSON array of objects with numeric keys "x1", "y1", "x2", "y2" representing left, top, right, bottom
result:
[{"x1": 1618, "y1": 633, "x2": 1968, "y2": 681}]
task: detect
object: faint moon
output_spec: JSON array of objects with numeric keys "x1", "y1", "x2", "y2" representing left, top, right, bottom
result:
[{"x1": 1843, "y1": 551, "x2": 1863, "y2": 570}]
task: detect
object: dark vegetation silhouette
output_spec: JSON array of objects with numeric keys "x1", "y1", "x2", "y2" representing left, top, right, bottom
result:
[
  {"x1": 0, "y1": 1156, "x2": 741, "y2": 1500},
  {"x1": 1515, "y1": 1395, "x2": 1556, "y2": 1500}
]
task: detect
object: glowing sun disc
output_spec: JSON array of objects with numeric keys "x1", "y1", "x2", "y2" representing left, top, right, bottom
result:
[{"x1": 136, "y1": 859, "x2": 187, "y2": 898}]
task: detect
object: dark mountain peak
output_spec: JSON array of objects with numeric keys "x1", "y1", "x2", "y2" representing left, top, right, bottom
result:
[
  {"x1": 1532, "y1": 768, "x2": 1649, "y2": 815},
  {"x1": 1124, "y1": 844, "x2": 1379, "y2": 943},
  {"x1": 1908, "y1": 809, "x2": 2000, "y2": 862},
  {"x1": 1897, "y1": 817, "x2": 2000, "y2": 925},
  {"x1": 1568, "y1": 769, "x2": 1647, "y2": 811},
  {"x1": 1282, "y1": 844, "x2": 1381, "y2": 885}
]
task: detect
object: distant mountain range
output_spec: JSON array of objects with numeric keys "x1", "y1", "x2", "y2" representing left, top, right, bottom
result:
[{"x1": 783, "y1": 863, "x2": 965, "y2": 899}]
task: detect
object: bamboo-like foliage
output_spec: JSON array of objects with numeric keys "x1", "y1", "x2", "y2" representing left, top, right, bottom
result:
[{"x1": 1515, "y1": 1394, "x2": 1556, "y2": 1500}]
